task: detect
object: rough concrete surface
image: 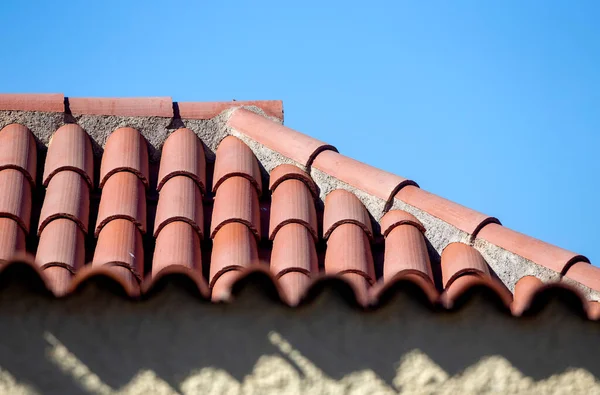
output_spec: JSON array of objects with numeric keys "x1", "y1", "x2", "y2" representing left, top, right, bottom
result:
[
  {"x1": 561, "y1": 276, "x2": 600, "y2": 302},
  {"x1": 0, "y1": 282, "x2": 598, "y2": 394}
]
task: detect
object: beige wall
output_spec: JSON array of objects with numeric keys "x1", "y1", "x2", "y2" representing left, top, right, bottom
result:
[{"x1": 0, "y1": 278, "x2": 599, "y2": 395}]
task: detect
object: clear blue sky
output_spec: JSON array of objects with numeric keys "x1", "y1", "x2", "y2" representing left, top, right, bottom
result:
[{"x1": 1, "y1": 1, "x2": 598, "y2": 264}]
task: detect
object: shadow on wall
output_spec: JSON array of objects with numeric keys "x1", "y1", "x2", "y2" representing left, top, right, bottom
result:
[{"x1": 0, "y1": 275, "x2": 598, "y2": 394}]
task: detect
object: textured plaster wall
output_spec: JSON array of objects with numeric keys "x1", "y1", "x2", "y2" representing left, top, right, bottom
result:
[{"x1": 0, "y1": 280, "x2": 599, "y2": 395}]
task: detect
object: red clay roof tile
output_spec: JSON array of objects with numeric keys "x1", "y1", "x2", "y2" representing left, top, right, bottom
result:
[
  {"x1": 152, "y1": 221, "x2": 202, "y2": 277},
  {"x1": 0, "y1": 218, "x2": 25, "y2": 262},
  {"x1": 0, "y1": 169, "x2": 32, "y2": 233},
  {"x1": 323, "y1": 189, "x2": 373, "y2": 240},
  {"x1": 564, "y1": 262, "x2": 600, "y2": 293},
  {"x1": 0, "y1": 93, "x2": 64, "y2": 112},
  {"x1": 277, "y1": 271, "x2": 312, "y2": 306},
  {"x1": 588, "y1": 301, "x2": 600, "y2": 321},
  {"x1": 0, "y1": 124, "x2": 37, "y2": 186},
  {"x1": 271, "y1": 223, "x2": 318, "y2": 278},
  {"x1": 212, "y1": 135, "x2": 262, "y2": 194},
  {"x1": 383, "y1": 222, "x2": 433, "y2": 283},
  {"x1": 36, "y1": 219, "x2": 85, "y2": 272},
  {"x1": 477, "y1": 223, "x2": 587, "y2": 274},
  {"x1": 511, "y1": 275, "x2": 544, "y2": 316},
  {"x1": 157, "y1": 128, "x2": 206, "y2": 194},
  {"x1": 313, "y1": 150, "x2": 415, "y2": 209},
  {"x1": 99, "y1": 127, "x2": 149, "y2": 188},
  {"x1": 395, "y1": 186, "x2": 499, "y2": 236},
  {"x1": 210, "y1": 222, "x2": 259, "y2": 299},
  {"x1": 154, "y1": 176, "x2": 203, "y2": 238},
  {"x1": 92, "y1": 219, "x2": 144, "y2": 286},
  {"x1": 69, "y1": 96, "x2": 173, "y2": 117},
  {"x1": 268, "y1": 164, "x2": 318, "y2": 198},
  {"x1": 440, "y1": 242, "x2": 490, "y2": 289},
  {"x1": 441, "y1": 274, "x2": 513, "y2": 309},
  {"x1": 269, "y1": 179, "x2": 318, "y2": 240},
  {"x1": 42, "y1": 266, "x2": 73, "y2": 296},
  {"x1": 38, "y1": 171, "x2": 89, "y2": 234},
  {"x1": 210, "y1": 176, "x2": 261, "y2": 239},
  {"x1": 227, "y1": 108, "x2": 336, "y2": 168},
  {"x1": 325, "y1": 223, "x2": 375, "y2": 283},
  {"x1": 380, "y1": 210, "x2": 425, "y2": 237},
  {"x1": 95, "y1": 171, "x2": 146, "y2": 236},
  {"x1": 42, "y1": 124, "x2": 94, "y2": 187},
  {"x1": 340, "y1": 272, "x2": 372, "y2": 306},
  {"x1": 178, "y1": 100, "x2": 283, "y2": 121}
]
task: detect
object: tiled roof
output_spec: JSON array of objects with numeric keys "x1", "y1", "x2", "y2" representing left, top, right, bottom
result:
[{"x1": 0, "y1": 93, "x2": 598, "y2": 319}]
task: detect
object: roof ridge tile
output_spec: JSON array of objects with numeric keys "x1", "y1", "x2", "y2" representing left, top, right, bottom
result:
[
  {"x1": 0, "y1": 93, "x2": 64, "y2": 113},
  {"x1": 179, "y1": 100, "x2": 283, "y2": 121},
  {"x1": 69, "y1": 96, "x2": 173, "y2": 118}
]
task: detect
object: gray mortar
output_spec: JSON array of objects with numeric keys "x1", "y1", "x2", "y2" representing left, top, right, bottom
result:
[
  {"x1": 561, "y1": 276, "x2": 600, "y2": 302},
  {"x1": 0, "y1": 110, "x2": 64, "y2": 148}
]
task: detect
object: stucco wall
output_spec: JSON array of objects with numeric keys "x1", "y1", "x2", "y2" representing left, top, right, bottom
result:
[{"x1": 0, "y1": 279, "x2": 598, "y2": 395}]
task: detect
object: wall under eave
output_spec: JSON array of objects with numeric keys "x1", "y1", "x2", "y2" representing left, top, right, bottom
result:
[{"x1": 0, "y1": 281, "x2": 598, "y2": 395}]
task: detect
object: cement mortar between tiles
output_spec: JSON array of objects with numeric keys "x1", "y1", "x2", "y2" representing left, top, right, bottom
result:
[
  {"x1": 0, "y1": 111, "x2": 65, "y2": 148},
  {"x1": 560, "y1": 277, "x2": 600, "y2": 302}
]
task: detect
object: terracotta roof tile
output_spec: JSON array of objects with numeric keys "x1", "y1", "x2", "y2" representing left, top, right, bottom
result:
[
  {"x1": 0, "y1": 169, "x2": 32, "y2": 233},
  {"x1": 511, "y1": 275, "x2": 544, "y2": 316},
  {"x1": 277, "y1": 271, "x2": 312, "y2": 306},
  {"x1": 228, "y1": 108, "x2": 336, "y2": 168},
  {"x1": 395, "y1": 186, "x2": 499, "y2": 236},
  {"x1": 440, "y1": 242, "x2": 490, "y2": 289},
  {"x1": 0, "y1": 124, "x2": 37, "y2": 186},
  {"x1": 157, "y1": 128, "x2": 206, "y2": 194},
  {"x1": 269, "y1": 179, "x2": 318, "y2": 240},
  {"x1": 212, "y1": 135, "x2": 262, "y2": 194},
  {"x1": 323, "y1": 189, "x2": 373, "y2": 240},
  {"x1": 268, "y1": 164, "x2": 318, "y2": 198},
  {"x1": 588, "y1": 301, "x2": 600, "y2": 321},
  {"x1": 36, "y1": 219, "x2": 85, "y2": 272},
  {"x1": 0, "y1": 218, "x2": 25, "y2": 262},
  {"x1": 42, "y1": 266, "x2": 73, "y2": 296},
  {"x1": 564, "y1": 262, "x2": 600, "y2": 293},
  {"x1": 210, "y1": 222, "x2": 259, "y2": 299},
  {"x1": 477, "y1": 223, "x2": 587, "y2": 274},
  {"x1": 313, "y1": 150, "x2": 416, "y2": 209},
  {"x1": 210, "y1": 177, "x2": 260, "y2": 239},
  {"x1": 92, "y1": 219, "x2": 144, "y2": 287},
  {"x1": 69, "y1": 96, "x2": 173, "y2": 117},
  {"x1": 271, "y1": 223, "x2": 318, "y2": 279},
  {"x1": 152, "y1": 221, "x2": 202, "y2": 277},
  {"x1": 154, "y1": 176, "x2": 203, "y2": 238},
  {"x1": 38, "y1": 171, "x2": 89, "y2": 234},
  {"x1": 43, "y1": 124, "x2": 94, "y2": 187},
  {"x1": 325, "y1": 223, "x2": 375, "y2": 284},
  {"x1": 383, "y1": 220, "x2": 433, "y2": 283},
  {"x1": 380, "y1": 210, "x2": 425, "y2": 237},
  {"x1": 99, "y1": 127, "x2": 149, "y2": 188},
  {"x1": 95, "y1": 171, "x2": 146, "y2": 236},
  {"x1": 441, "y1": 274, "x2": 513, "y2": 310},
  {"x1": 179, "y1": 100, "x2": 283, "y2": 121},
  {"x1": 0, "y1": 93, "x2": 64, "y2": 112}
]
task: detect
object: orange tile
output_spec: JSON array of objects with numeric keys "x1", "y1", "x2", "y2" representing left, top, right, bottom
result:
[
  {"x1": 440, "y1": 242, "x2": 490, "y2": 288},
  {"x1": 268, "y1": 164, "x2": 318, "y2": 198},
  {"x1": 277, "y1": 271, "x2": 311, "y2": 306},
  {"x1": 92, "y1": 219, "x2": 144, "y2": 285},
  {"x1": 69, "y1": 96, "x2": 172, "y2": 117},
  {"x1": 154, "y1": 176, "x2": 203, "y2": 238},
  {"x1": 42, "y1": 266, "x2": 73, "y2": 296},
  {"x1": 157, "y1": 128, "x2": 206, "y2": 194},
  {"x1": 211, "y1": 270, "x2": 243, "y2": 302},
  {"x1": 323, "y1": 189, "x2": 373, "y2": 240},
  {"x1": 95, "y1": 171, "x2": 146, "y2": 236},
  {"x1": 340, "y1": 272, "x2": 372, "y2": 305},
  {"x1": 511, "y1": 275, "x2": 544, "y2": 316},
  {"x1": 478, "y1": 223, "x2": 587, "y2": 274},
  {"x1": 588, "y1": 301, "x2": 600, "y2": 321},
  {"x1": 564, "y1": 262, "x2": 600, "y2": 293},
  {"x1": 210, "y1": 222, "x2": 259, "y2": 293},
  {"x1": 380, "y1": 209, "x2": 425, "y2": 237},
  {"x1": 152, "y1": 221, "x2": 202, "y2": 277},
  {"x1": 212, "y1": 136, "x2": 262, "y2": 194},
  {"x1": 269, "y1": 179, "x2": 317, "y2": 240},
  {"x1": 271, "y1": 223, "x2": 318, "y2": 277},
  {"x1": 0, "y1": 93, "x2": 64, "y2": 112},
  {"x1": 384, "y1": 223, "x2": 433, "y2": 282},
  {"x1": 36, "y1": 218, "x2": 85, "y2": 271},
  {"x1": 179, "y1": 100, "x2": 283, "y2": 121},
  {"x1": 0, "y1": 169, "x2": 32, "y2": 233},
  {"x1": 43, "y1": 124, "x2": 94, "y2": 187},
  {"x1": 0, "y1": 124, "x2": 37, "y2": 185},
  {"x1": 395, "y1": 186, "x2": 498, "y2": 236},
  {"x1": 99, "y1": 127, "x2": 149, "y2": 188},
  {"x1": 227, "y1": 108, "x2": 335, "y2": 168},
  {"x1": 313, "y1": 150, "x2": 414, "y2": 207},
  {"x1": 441, "y1": 274, "x2": 513, "y2": 309},
  {"x1": 0, "y1": 218, "x2": 25, "y2": 262},
  {"x1": 210, "y1": 177, "x2": 260, "y2": 239},
  {"x1": 38, "y1": 171, "x2": 89, "y2": 234},
  {"x1": 325, "y1": 223, "x2": 375, "y2": 282}
]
